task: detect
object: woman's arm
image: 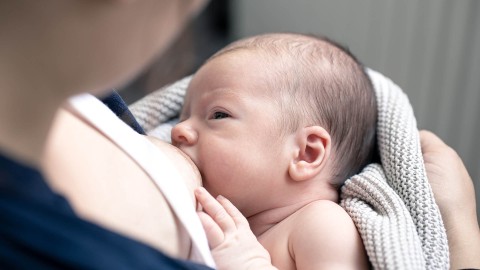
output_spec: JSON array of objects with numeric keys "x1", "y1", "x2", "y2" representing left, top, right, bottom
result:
[{"x1": 420, "y1": 130, "x2": 480, "y2": 269}]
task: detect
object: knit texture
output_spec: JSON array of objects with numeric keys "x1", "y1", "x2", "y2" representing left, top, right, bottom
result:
[
  {"x1": 128, "y1": 69, "x2": 449, "y2": 269},
  {"x1": 129, "y1": 76, "x2": 191, "y2": 140}
]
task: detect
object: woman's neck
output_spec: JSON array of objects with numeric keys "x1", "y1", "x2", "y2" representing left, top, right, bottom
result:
[{"x1": 0, "y1": 63, "x2": 68, "y2": 167}]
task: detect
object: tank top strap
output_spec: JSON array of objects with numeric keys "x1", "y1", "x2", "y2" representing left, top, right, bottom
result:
[{"x1": 67, "y1": 93, "x2": 215, "y2": 268}]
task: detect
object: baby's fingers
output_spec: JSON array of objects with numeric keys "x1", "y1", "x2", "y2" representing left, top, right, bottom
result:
[
  {"x1": 195, "y1": 187, "x2": 236, "y2": 234},
  {"x1": 197, "y1": 211, "x2": 224, "y2": 248},
  {"x1": 216, "y1": 195, "x2": 250, "y2": 229}
]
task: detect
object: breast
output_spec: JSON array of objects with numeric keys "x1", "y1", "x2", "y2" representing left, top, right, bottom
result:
[{"x1": 42, "y1": 108, "x2": 191, "y2": 259}]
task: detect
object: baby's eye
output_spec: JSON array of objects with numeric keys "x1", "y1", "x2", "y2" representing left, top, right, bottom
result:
[{"x1": 212, "y1": 111, "x2": 230, "y2": 119}]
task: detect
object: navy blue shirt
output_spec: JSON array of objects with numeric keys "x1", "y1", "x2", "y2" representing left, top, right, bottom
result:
[{"x1": 0, "y1": 92, "x2": 213, "y2": 269}]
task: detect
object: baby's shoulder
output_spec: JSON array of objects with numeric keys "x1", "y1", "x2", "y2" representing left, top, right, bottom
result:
[
  {"x1": 288, "y1": 200, "x2": 368, "y2": 269},
  {"x1": 288, "y1": 200, "x2": 358, "y2": 244},
  {"x1": 293, "y1": 200, "x2": 352, "y2": 225}
]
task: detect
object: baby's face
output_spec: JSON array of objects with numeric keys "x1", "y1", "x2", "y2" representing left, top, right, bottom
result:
[{"x1": 171, "y1": 51, "x2": 293, "y2": 217}]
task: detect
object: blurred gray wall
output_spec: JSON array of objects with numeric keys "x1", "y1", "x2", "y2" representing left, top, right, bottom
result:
[{"x1": 230, "y1": 0, "x2": 480, "y2": 221}]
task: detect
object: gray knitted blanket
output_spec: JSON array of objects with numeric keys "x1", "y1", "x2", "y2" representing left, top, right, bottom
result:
[{"x1": 129, "y1": 69, "x2": 449, "y2": 269}]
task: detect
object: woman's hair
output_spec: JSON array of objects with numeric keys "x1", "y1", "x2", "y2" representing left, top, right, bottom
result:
[{"x1": 209, "y1": 33, "x2": 377, "y2": 187}]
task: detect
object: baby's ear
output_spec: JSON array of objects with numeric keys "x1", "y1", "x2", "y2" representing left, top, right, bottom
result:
[{"x1": 288, "y1": 126, "x2": 331, "y2": 182}]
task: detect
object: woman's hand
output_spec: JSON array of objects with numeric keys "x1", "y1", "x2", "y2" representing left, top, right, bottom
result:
[
  {"x1": 420, "y1": 130, "x2": 480, "y2": 269},
  {"x1": 194, "y1": 187, "x2": 277, "y2": 270}
]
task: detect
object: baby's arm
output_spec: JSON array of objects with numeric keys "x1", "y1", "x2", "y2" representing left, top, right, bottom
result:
[
  {"x1": 195, "y1": 187, "x2": 278, "y2": 270},
  {"x1": 290, "y1": 201, "x2": 369, "y2": 270}
]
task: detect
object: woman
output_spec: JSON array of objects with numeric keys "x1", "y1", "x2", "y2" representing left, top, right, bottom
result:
[{"x1": 0, "y1": 1, "x2": 216, "y2": 268}]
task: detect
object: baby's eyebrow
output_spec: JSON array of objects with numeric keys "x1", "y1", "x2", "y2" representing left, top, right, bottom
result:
[
  {"x1": 202, "y1": 87, "x2": 244, "y2": 102},
  {"x1": 194, "y1": 87, "x2": 249, "y2": 114}
]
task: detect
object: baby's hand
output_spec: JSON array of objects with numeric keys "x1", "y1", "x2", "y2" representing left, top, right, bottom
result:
[{"x1": 194, "y1": 187, "x2": 277, "y2": 270}]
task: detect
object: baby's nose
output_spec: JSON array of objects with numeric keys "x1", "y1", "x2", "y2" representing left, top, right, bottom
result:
[{"x1": 171, "y1": 121, "x2": 198, "y2": 147}]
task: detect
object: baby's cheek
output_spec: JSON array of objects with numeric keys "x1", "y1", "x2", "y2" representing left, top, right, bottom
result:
[
  {"x1": 202, "y1": 166, "x2": 233, "y2": 197},
  {"x1": 200, "y1": 144, "x2": 244, "y2": 195}
]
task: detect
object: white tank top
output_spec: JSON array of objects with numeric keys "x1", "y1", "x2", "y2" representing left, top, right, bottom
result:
[{"x1": 67, "y1": 93, "x2": 215, "y2": 268}]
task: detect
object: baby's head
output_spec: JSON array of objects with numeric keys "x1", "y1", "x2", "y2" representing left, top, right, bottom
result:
[
  {"x1": 172, "y1": 33, "x2": 376, "y2": 214},
  {"x1": 210, "y1": 33, "x2": 377, "y2": 185}
]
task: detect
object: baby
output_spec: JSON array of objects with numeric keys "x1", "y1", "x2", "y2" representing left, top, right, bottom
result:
[{"x1": 171, "y1": 33, "x2": 376, "y2": 269}]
